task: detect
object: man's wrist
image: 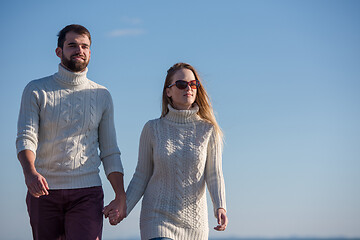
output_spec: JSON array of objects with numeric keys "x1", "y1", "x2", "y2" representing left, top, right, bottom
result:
[
  {"x1": 115, "y1": 191, "x2": 126, "y2": 200},
  {"x1": 23, "y1": 167, "x2": 38, "y2": 176}
]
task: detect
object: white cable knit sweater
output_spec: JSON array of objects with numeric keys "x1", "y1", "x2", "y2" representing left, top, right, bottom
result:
[
  {"x1": 126, "y1": 105, "x2": 226, "y2": 240},
  {"x1": 16, "y1": 64, "x2": 123, "y2": 189}
]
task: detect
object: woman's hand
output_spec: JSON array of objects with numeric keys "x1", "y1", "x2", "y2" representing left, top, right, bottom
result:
[{"x1": 214, "y1": 208, "x2": 228, "y2": 231}]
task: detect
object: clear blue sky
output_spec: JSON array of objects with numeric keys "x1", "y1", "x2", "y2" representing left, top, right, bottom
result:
[{"x1": 1, "y1": 0, "x2": 359, "y2": 239}]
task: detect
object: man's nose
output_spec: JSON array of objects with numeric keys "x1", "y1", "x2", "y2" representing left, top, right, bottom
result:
[{"x1": 74, "y1": 46, "x2": 83, "y2": 54}]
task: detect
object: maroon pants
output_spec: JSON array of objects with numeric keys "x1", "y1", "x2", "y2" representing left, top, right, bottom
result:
[{"x1": 26, "y1": 186, "x2": 104, "y2": 240}]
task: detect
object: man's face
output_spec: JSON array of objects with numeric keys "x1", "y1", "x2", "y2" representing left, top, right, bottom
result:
[{"x1": 56, "y1": 31, "x2": 91, "y2": 72}]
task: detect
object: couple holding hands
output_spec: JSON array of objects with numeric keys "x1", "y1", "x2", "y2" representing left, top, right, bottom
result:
[{"x1": 16, "y1": 24, "x2": 228, "y2": 240}]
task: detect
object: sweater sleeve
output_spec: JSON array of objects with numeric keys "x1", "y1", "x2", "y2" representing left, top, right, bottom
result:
[
  {"x1": 205, "y1": 127, "x2": 227, "y2": 217},
  {"x1": 125, "y1": 121, "x2": 154, "y2": 215},
  {"x1": 16, "y1": 82, "x2": 40, "y2": 156},
  {"x1": 98, "y1": 90, "x2": 124, "y2": 176}
]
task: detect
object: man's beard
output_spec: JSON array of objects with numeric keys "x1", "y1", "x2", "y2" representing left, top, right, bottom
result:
[{"x1": 62, "y1": 54, "x2": 89, "y2": 72}]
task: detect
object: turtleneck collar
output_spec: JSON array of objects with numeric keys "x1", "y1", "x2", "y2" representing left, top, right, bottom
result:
[
  {"x1": 164, "y1": 104, "x2": 201, "y2": 124},
  {"x1": 53, "y1": 64, "x2": 89, "y2": 86}
]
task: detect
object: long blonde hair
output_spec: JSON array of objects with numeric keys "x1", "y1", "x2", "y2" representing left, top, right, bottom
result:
[{"x1": 161, "y1": 63, "x2": 223, "y2": 145}]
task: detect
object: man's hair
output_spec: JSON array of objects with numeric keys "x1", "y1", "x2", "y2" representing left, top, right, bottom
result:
[{"x1": 57, "y1": 24, "x2": 91, "y2": 48}]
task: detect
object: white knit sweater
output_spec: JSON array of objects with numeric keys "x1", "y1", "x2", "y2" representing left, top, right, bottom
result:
[
  {"x1": 126, "y1": 105, "x2": 226, "y2": 240},
  {"x1": 16, "y1": 64, "x2": 123, "y2": 189}
]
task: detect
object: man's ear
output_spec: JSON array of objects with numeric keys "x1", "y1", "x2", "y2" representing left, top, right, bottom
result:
[{"x1": 55, "y1": 47, "x2": 62, "y2": 58}]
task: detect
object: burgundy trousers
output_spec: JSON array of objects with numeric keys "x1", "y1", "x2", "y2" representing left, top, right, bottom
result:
[{"x1": 26, "y1": 186, "x2": 104, "y2": 240}]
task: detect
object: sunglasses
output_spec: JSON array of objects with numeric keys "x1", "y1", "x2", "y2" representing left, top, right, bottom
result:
[{"x1": 167, "y1": 80, "x2": 200, "y2": 90}]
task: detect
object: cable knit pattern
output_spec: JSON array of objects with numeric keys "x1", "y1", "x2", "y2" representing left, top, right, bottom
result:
[
  {"x1": 16, "y1": 64, "x2": 123, "y2": 189},
  {"x1": 126, "y1": 104, "x2": 226, "y2": 240}
]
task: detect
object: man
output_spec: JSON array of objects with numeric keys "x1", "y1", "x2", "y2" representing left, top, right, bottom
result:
[{"x1": 16, "y1": 24, "x2": 126, "y2": 240}]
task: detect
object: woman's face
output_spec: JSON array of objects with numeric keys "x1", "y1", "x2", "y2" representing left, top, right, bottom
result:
[{"x1": 166, "y1": 68, "x2": 197, "y2": 110}]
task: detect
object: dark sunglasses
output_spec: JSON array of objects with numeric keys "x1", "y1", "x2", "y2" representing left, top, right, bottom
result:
[{"x1": 167, "y1": 80, "x2": 200, "y2": 90}]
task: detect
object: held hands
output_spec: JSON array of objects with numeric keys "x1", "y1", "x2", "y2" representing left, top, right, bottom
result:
[
  {"x1": 25, "y1": 170, "x2": 49, "y2": 198},
  {"x1": 104, "y1": 172, "x2": 127, "y2": 226},
  {"x1": 103, "y1": 195, "x2": 127, "y2": 226},
  {"x1": 214, "y1": 208, "x2": 228, "y2": 231}
]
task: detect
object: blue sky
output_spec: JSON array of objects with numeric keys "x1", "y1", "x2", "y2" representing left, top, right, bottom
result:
[{"x1": 0, "y1": 0, "x2": 359, "y2": 239}]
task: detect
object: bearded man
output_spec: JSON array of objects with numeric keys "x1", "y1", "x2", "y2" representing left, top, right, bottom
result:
[{"x1": 16, "y1": 24, "x2": 126, "y2": 240}]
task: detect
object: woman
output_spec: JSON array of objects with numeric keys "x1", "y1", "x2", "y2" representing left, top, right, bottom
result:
[{"x1": 112, "y1": 63, "x2": 228, "y2": 240}]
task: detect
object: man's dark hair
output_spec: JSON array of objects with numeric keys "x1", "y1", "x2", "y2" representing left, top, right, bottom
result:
[{"x1": 57, "y1": 24, "x2": 91, "y2": 48}]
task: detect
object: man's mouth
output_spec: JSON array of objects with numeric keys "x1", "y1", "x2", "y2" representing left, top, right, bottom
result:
[{"x1": 72, "y1": 55, "x2": 85, "y2": 61}]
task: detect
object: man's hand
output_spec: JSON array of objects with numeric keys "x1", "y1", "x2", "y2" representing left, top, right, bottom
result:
[
  {"x1": 103, "y1": 172, "x2": 127, "y2": 225},
  {"x1": 18, "y1": 150, "x2": 49, "y2": 198},
  {"x1": 214, "y1": 208, "x2": 228, "y2": 231},
  {"x1": 24, "y1": 171, "x2": 49, "y2": 198},
  {"x1": 103, "y1": 196, "x2": 127, "y2": 225}
]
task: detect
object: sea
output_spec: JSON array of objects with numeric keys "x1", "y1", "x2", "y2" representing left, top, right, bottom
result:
[{"x1": 103, "y1": 238, "x2": 360, "y2": 240}]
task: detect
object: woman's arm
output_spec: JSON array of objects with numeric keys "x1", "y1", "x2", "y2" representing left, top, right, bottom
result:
[
  {"x1": 125, "y1": 121, "x2": 154, "y2": 216},
  {"x1": 205, "y1": 127, "x2": 228, "y2": 230}
]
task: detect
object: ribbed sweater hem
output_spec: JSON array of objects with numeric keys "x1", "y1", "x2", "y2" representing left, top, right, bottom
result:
[
  {"x1": 141, "y1": 224, "x2": 208, "y2": 240},
  {"x1": 40, "y1": 171, "x2": 102, "y2": 190}
]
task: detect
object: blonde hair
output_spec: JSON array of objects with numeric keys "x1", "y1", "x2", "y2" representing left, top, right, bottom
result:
[{"x1": 161, "y1": 62, "x2": 223, "y2": 145}]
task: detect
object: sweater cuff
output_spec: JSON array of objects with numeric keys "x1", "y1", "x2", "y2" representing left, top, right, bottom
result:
[
  {"x1": 16, "y1": 139, "x2": 37, "y2": 156},
  {"x1": 102, "y1": 153, "x2": 124, "y2": 176},
  {"x1": 214, "y1": 202, "x2": 227, "y2": 218}
]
